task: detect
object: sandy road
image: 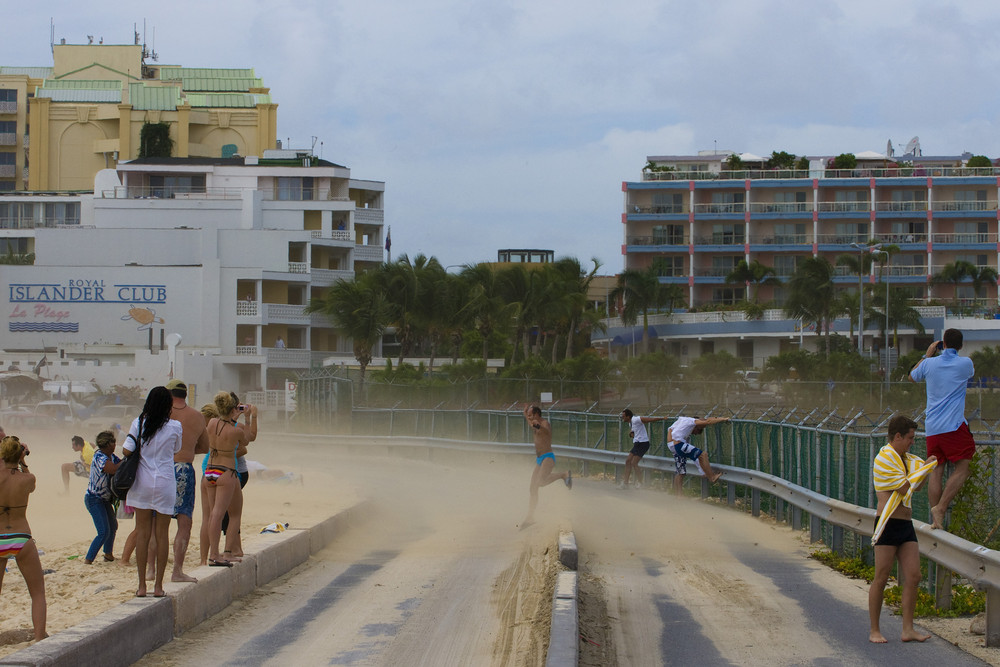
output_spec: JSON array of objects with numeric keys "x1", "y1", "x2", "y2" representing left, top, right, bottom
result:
[{"x1": 135, "y1": 449, "x2": 992, "y2": 666}]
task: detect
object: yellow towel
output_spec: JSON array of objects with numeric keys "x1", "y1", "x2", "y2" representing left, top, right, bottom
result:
[{"x1": 871, "y1": 443, "x2": 936, "y2": 545}]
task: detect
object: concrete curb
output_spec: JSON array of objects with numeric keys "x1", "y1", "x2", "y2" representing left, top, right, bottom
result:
[
  {"x1": 546, "y1": 569, "x2": 579, "y2": 667},
  {"x1": 557, "y1": 530, "x2": 578, "y2": 570},
  {"x1": 0, "y1": 499, "x2": 370, "y2": 667}
]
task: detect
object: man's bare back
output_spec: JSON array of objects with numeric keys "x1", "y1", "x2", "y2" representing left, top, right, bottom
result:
[{"x1": 172, "y1": 402, "x2": 209, "y2": 463}]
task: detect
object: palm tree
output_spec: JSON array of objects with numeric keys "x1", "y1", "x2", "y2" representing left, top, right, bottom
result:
[
  {"x1": 549, "y1": 257, "x2": 601, "y2": 361},
  {"x1": 932, "y1": 260, "x2": 976, "y2": 306},
  {"x1": 306, "y1": 273, "x2": 392, "y2": 384},
  {"x1": 459, "y1": 263, "x2": 517, "y2": 362},
  {"x1": 378, "y1": 254, "x2": 442, "y2": 365},
  {"x1": 784, "y1": 257, "x2": 837, "y2": 355},
  {"x1": 610, "y1": 266, "x2": 672, "y2": 355},
  {"x1": 726, "y1": 259, "x2": 780, "y2": 304},
  {"x1": 871, "y1": 284, "x2": 925, "y2": 349}
]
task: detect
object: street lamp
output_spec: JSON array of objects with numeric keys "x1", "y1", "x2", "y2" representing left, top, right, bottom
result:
[
  {"x1": 849, "y1": 242, "x2": 868, "y2": 353},
  {"x1": 870, "y1": 243, "x2": 890, "y2": 389}
]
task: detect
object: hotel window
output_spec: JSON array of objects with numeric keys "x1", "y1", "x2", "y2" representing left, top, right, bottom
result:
[
  {"x1": 834, "y1": 222, "x2": 867, "y2": 243},
  {"x1": 774, "y1": 191, "x2": 808, "y2": 211},
  {"x1": 651, "y1": 256, "x2": 684, "y2": 277},
  {"x1": 711, "y1": 224, "x2": 744, "y2": 244},
  {"x1": 44, "y1": 202, "x2": 80, "y2": 226},
  {"x1": 711, "y1": 288, "x2": 740, "y2": 305},
  {"x1": 710, "y1": 191, "x2": 745, "y2": 213},
  {"x1": 147, "y1": 174, "x2": 206, "y2": 197},
  {"x1": 889, "y1": 190, "x2": 926, "y2": 211},
  {"x1": 652, "y1": 193, "x2": 683, "y2": 213},
  {"x1": 711, "y1": 255, "x2": 741, "y2": 276},
  {"x1": 953, "y1": 190, "x2": 987, "y2": 211},
  {"x1": 773, "y1": 223, "x2": 806, "y2": 243},
  {"x1": 954, "y1": 221, "x2": 989, "y2": 243},
  {"x1": 0, "y1": 238, "x2": 27, "y2": 253},
  {"x1": 955, "y1": 253, "x2": 989, "y2": 268},
  {"x1": 0, "y1": 89, "x2": 16, "y2": 102},
  {"x1": 773, "y1": 255, "x2": 800, "y2": 277},
  {"x1": 652, "y1": 224, "x2": 684, "y2": 245},
  {"x1": 276, "y1": 177, "x2": 314, "y2": 201}
]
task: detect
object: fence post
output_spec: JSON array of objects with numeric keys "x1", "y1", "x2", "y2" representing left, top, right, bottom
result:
[
  {"x1": 810, "y1": 515, "x2": 821, "y2": 543},
  {"x1": 988, "y1": 587, "x2": 1000, "y2": 647},
  {"x1": 935, "y1": 568, "x2": 953, "y2": 611},
  {"x1": 838, "y1": 434, "x2": 846, "y2": 500},
  {"x1": 792, "y1": 506, "x2": 802, "y2": 531},
  {"x1": 751, "y1": 488, "x2": 760, "y2": 517},
  {"x1": 831, "y1": 525, "x2": 843, "y2": 555},
  {"x1": 726, "y1": 482, "x2": 735, "y2": 506}
]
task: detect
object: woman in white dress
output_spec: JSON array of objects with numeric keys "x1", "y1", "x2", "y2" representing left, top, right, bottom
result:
[{"x1": 123, "y1": 386, "x2": 182, "y2": 597}]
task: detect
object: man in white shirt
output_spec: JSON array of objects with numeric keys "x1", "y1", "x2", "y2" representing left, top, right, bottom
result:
[{"x1": 667, "y1": 416, "x2": 729, "y2": 495}]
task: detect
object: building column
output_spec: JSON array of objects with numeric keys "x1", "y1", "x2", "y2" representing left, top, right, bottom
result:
[
  {"x1": 176, "y1": 104, "x2": 190, "y2": 157},
  {"x1": 117, "y1": 104, "x2": 132, "y2": 161},
  {"x1": 27, "y1": 96, "x2": 50, "y2": 190}
]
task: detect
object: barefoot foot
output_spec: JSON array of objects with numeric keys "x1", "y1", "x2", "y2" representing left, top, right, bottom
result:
[
  {"x1": 171, "y1": 572, "x2": 198, "y2": 583},
  {"x1": 901, "y1": 630, "x2": 931, "y2": 642},
  {"x1": 930, "y1": 506, "x2": 946, "y2": 530},
  {"x1": 869, "y1": 631, "x2": 887, "y2": 644}
]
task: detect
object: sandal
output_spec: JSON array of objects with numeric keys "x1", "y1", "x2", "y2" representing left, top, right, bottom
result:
[
  {"x1": 103, "y1": 553, "x2": 116, "y2": 562},
  {"x1": 209, "y1": 559, "x2": 233, "y2": 568}
]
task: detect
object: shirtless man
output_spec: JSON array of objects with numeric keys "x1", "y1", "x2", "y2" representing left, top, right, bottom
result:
[
  {"x1": 868, "y1": 414, "x2": 933, "y2": 644},
  {"x1": 166, "y1": 379, "x2": 208, "y2": 582},
  {"x1": 520, "y1": 404, "x2": 571, "y2": 529}
]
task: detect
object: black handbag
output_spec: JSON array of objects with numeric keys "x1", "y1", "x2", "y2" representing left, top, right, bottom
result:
[{"x1": 111, "y1": 422, "x2": 141, "y2": 501}]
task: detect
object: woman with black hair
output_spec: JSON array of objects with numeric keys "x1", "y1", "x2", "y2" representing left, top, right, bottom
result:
[{"x1": 123, "y1": 386, "x2": 182, "y2": 597}]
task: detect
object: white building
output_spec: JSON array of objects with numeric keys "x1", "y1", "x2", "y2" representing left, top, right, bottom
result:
[{"x1": 0, "y1": 151, "x2": 385, "y2": 406}]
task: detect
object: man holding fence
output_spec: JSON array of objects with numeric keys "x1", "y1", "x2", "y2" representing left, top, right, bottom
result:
[{"x1": 908, "y1": 328, "x2": 975, "y2": 529}]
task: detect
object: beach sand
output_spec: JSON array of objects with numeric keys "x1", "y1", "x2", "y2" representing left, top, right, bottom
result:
[{"x1": 0, "y1": 427, "x2": 358, "y2": 659}]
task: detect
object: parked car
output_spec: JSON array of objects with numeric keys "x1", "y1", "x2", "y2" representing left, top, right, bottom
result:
[
  {"x1": 737, "y1": 370, "x2": 761, "y2": 390},
  {"x1": 33, "y1": 400, "x2": 80, "y2": 424}
]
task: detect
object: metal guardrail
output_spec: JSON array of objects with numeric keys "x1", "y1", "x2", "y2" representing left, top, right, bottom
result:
[{"x1": 284, "y1": 432, "x2": 1000, "y2": 646}]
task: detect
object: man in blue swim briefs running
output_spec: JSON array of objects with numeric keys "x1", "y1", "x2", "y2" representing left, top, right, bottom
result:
[{"x1": 520, "y1": 404, "x2": 571, "y2": 529}]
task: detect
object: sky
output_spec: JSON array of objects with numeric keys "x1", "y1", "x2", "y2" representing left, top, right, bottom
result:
[{"x1": 9, "y1": 1, "x2": 1000, "y2": 274}]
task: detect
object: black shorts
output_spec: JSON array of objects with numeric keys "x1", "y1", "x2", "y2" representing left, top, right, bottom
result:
[
  {"x1": 629, "y1": 441, "x2": 651, "y2": 458},
  {"x1": 874, "y1": 517, "x2": 917, "y2": 546}
]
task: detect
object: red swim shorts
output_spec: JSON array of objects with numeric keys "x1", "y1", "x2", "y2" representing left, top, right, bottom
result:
[{"x1": 926, "y1": 422, "x2": 975, "y2": 463}]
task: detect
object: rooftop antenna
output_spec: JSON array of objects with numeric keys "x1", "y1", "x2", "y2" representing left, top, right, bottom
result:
[
  {"x1": 87, "y1": 35, "x2": 94, "y2": 45},
  {"x1": 311, "y1": 136, "x2": 318, "y2": 153},
  {"x1": 904, "y1": 136, "x2": 921, "y2": 156},
  {"x1": 50, "y1": 18, "x2": 55, "y2": 54}
]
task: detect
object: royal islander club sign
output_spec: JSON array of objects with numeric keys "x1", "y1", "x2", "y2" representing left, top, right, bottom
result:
[{"x1": 8, "y1": 278, "x2": 167, "y2": 334}]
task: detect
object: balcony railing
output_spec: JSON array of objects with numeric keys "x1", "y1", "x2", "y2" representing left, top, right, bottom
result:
[
  {"x1": 629, "y1": 205, "x2": 685, "y2": 214},
  {"x1": 875, "y1": 200, "x2": 928, "y2": 212},
  {"x1": 695, "y1": 268, "x2": 740, "y2": 277},
  {"x1": 815, "y1": 234, "x2": 869, "y2": 244},
  {"x1": 236, "y1": 345, "x2": 260, "y2": 356},
  {"x1": 310, "y1": 268, "x2": 354, "y2": 286},
  {"x1": 266, "y1": 303, "x2": 310, "y2": 323},
  {"x1": 818, "y1": 201, "x2": 870, "y2": 213},
  {"x1": 692, "y1": 203, "x2": 744, "y2": 214},
  {"x1": 641, "y1": 166, "x2": 1000, "y2": 183},
  {"x1": 355, "y1": 208, "x2": 384, "y2": 224},
  {"x1": 626, "y1": 235, "x2": 686, "y2": 246},
  {"x1": 266, "y1": 348, "x2": 311, "y2": 368},
  {"x1": 747, "y1": 202, "x2": 809, "y2": 214},
  {"x1": 928, "y1": 264, "x2": 996, "y2": 275},
  {"x1": 354, "y1": 244, "x2": 385, "y2": 262},
  {"x1": 933, "y1": 200, "x2": 997, "y2": 212},
  {"x1": 931, "y1": 233, "x2": 996, "y2": 244},
  {"x1": 99, "y1": 186, "x2": 244, "y2": 200},
  {"x1": 0, "y1": 165, "x2": 14, "y2": 178},
  {"x1": 236, "y1": 301, "x2": 258, "y2": 317},
  {"x1": 750, "y1": 234, "x2": 809, "y2": 245},
  {"x1": 310, "y1": 229, "x2": 354, "y2": 241},
  {"x1": 0, "y1": 133, "x2": 15, "y2": 146},
  {"x1": 694, "y1": 235, "x2": 745, "y2": 245},
  {"x1": 0, "y1": 216, "x2": 81, "y2": 229},
  {"x1": 243, "y1": 390, "x2": 286, "y2": 409},
  {"x1": 288, "y1": 261, "x2": 309, "y2": 274},
  {"x1": 0, "y1": 101, "x2": 16, "y2": 114}
]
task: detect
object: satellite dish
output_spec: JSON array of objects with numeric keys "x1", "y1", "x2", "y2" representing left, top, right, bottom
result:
[
  {"x1": 886, "y1": 139, "x2": 894, "y2": 157},
  {"x1": 904, "y1": 136, "x2": 921, "y2": 156},
  {"x1": 165, "y1": 333, "x2": 182, "y2": 348}
]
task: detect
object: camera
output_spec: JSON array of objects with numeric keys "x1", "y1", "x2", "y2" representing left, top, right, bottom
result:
[
  {"x1": 935, "y1": 341, "x2": 943, "y2": 351},
  {"x1": 238, "y1": 404, "x2": 247, "y2": 412}
]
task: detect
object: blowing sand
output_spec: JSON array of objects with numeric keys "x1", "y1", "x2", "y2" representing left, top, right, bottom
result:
[{"x1": 0, "y1": 427, "x2": 360, "y2": 659}]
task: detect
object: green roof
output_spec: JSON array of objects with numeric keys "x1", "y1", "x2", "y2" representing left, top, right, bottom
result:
[
  {"x1": 129, "y1": 83, "x2": 181, "y2": 111},
  {"x1": 41, "y1": 79, "x2": 122, "y2": 90},
  {"x1": 0, "y1": 67, "x2": 53, "y2": 77},
  {"x1": 184, "y1": 92, "x2": 269, "y2": 108},
  {"x1": 179, "y1": 77, "x2": 263, "y2": 92},
  {"x1": 159, "y1": 67, "x2": 256, "y2": 80}
]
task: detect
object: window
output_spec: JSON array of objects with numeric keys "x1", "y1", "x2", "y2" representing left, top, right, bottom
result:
[
  {"x1": 652, "y1": 225, "x2": 684, "y2": 245},
  {"x1": 276, "y1": 177, "x2": 314, "y2": 201},
  {"x1": 147, "y1": 174, "x2": 206, "y2": 197},
  {"x1": 773, "y1": 223, "x2": 806, "y2": 243},
  {"x1": 0, "y1": 152, "x2": 14, "y2": 165},
  {"x1": 711, "y1": 288, "x2": 740, "y2": 305},
  {"x1": 0, "y1": 89, "x2": 16, "y2": 102},
  {"x1": 711, "y1": 255, "x2": 741, "y2": 276},
  {"x1": 652, "y1": 193, "x2": 683, "y2": 213},
  {"x1": 651, "y1": 256, "x2": 684, "y2": 277},
  {"x1": 773, "y1": 191, "x2": 808, "y2": 211},
  {"x1": 773, "y1": 255, "x2": 801, "y2": 277},
  {"x1": 0, "y1": 238, "x2": 27, "y2": 253},
  {"x1": 833, "y1": 222, "x2": 867, "y2": 243},
  {"x1": 711, "y1": 224, "x2": 744, "y2": 244},
  {"x1": 44, "y1": 202, "x2": 80, "y2": 226},
  {"x1": 835, "y1": 190, "x2": 868, "y2": 202},
  {"x1": 955, "y1": 253, "x2": 988, "y2": 267},
  {"x1": 954, "y1": 190, "x2": 987, "y2": 210},
  {"x1": 0, "y1": 122, "x2": 14, "y2": 133},
  {"x1": 954, "y1": 221, "x2": 988, "y2": 243}
]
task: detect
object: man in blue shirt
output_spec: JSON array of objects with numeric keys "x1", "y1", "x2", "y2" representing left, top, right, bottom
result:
[{"x1": 909, "y1": 328, "x2": 975, "y2": 529}]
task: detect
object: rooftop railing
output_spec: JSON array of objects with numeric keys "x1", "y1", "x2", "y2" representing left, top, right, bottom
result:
[
  {"x1": 641, "y1": 166, "x2": 1000, "y2": 182},
  {"x1": 99, "y1": 186, "x2": 244, "y2": 200}
]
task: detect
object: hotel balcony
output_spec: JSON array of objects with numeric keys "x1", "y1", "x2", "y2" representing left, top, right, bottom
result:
[
  {"x1": 354, "y1": 208, "x2": 384, "y2": 225},
  {"x1": 932, "y1": 200, "x2": 997, "y2": 212},
  {"x1": 692, "y1": 203, "x2": 744, "y2": 215},
  {"x1": 930, "y1": 233, "x2": 997, "y2": 244},
  {"x1": 747, "y1": 202, "x2": 810, "y2": 214},
  {"x1": 874, "y1": 201, "x2": 928, "y2": 213},
  {"x1": 310, "y1": 268, "x2": 354, "y2": 287},
  {"x1": 642, "y1": 166, "x2": 1000, "y2": 182},
  {"x1": 98, "y1": 186, "x2": 244, "y2": 200},
  {"x1": 354, "y1": 244, "x2": 385, "y2": 262},
  {"x1": 0, "y1": 133, "x2": 16, "y2": 146},
  {"x1": 817, "y1": 202, "x2": 870, "y2": 213},
  {"x1": 0, "y1": 101, "x2": 16, "y2": 114}
]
